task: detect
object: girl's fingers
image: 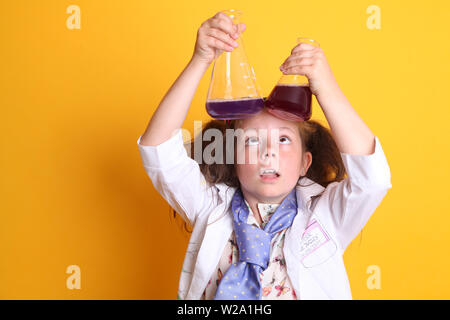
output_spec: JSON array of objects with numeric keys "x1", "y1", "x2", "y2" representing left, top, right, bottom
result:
[
  {"x1": 236, "y1": 23, "x2": 246, "y2": 35},
  {"x1": 291, "y1": 42, "x2": 318, "y2": 54},
  {"x1": 284, "y1": 50, "x2": 316, "y2": 62},
  {"x1": 209, "y1": 14, "x2": 238, "y2": 39},
  {"x1": 281, "y1": 57, "x2": 315, "y2": 71},
  {"x1": 205, "y1": 36, "x2": 235, "y2": 52},
  {"x1": 282, "y1": 65, "x2": 313, "y2": 75},
  {"x1": 281, "y1": 50, "x2": 317, "y2": 69},
  {"x1": 206, "y1": 28, "x2": 239, "y2": 49}
]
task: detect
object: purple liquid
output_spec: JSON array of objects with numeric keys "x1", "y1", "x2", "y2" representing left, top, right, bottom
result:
[
  {"x1": 206, "y1": 98, "x2": 265, "y2": 120},
  {"x1": 265, "y1": 85, "x2": 312, "y2": 121}
]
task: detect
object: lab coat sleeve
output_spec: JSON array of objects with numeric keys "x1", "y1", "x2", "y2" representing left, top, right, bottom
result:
[
  {"x1": 136, "y1": 129, "x2": 213, "y2": 227},
  {"x1": 316, "y1": 136, "x2": 392, "y2": 252}
]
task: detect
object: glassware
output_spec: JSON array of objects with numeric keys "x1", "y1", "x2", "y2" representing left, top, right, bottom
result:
[
  {"x1": 265, "y1": 37, "x2": 320, "y2": 121},
  {"x1": 206, "y1": 9, "x2": 264, "y2": 120}
]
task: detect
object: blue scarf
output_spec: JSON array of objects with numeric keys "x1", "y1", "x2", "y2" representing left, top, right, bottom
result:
[{"x1": 213, "y1": 187, "x2": 298, "y2": 300}]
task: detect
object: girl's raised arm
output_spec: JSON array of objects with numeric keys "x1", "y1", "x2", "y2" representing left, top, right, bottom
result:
[
  {"x1": 281, "y1": 44, "x2": 391, "y2": 252},
  {"x1": 280, "y1": 43, "x2": 375, "y2": 155},
  {"x1": 140, "y1": 12, "x2": 245, "y2": 146}
]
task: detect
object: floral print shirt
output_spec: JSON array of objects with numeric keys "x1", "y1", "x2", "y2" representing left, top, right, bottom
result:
[{"x1": 201, "y1": 199, "x2": 297, "y2": 300}]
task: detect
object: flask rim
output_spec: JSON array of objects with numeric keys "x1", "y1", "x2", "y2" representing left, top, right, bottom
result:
[
  {"x1": 297, "y1": 37, "x2": 320, "y2": 48},
  {"x1": 221, "y1": 9, "x2": 243, "y2": 20}
]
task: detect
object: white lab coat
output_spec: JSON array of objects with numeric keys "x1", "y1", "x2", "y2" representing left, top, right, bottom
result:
[{"x1": 137, "y1": 128, "x2": 392, "y2": 300}]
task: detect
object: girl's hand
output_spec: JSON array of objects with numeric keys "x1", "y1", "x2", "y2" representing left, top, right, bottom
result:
[
  {"x1": 279, "y1": 43, "x2": 339, "y2": 98},
  {"x1": 191, "y1": 12, "x2": 246, "y2": 66}
]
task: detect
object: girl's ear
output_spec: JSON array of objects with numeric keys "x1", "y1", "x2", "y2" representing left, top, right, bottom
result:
[{"x1": 302, "y1": 151, "x2": 313, "y2": 175}]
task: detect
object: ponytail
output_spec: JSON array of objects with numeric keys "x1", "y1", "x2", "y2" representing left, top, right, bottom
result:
[{"x1": 297, "y1": 119, "x2": 347, "y2": 188}]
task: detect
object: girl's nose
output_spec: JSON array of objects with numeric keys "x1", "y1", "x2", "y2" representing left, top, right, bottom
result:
[
  {"x1": 259, "y1": 142, "x2": 278, "y2": 163},
  {"x1": 260, "y1": 152, "x2": 274, "y2": 163},
  {"x1": 261, "y1": 149, "x2": 275, "y2": 158}
]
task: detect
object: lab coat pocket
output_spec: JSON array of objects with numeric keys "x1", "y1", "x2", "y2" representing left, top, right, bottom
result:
[{"x1": 299, "y1": 218, "x2": 337, "y2": 268}]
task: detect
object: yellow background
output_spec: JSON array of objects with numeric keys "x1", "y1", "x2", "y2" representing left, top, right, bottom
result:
[{"x1": 1, "y1": 0, "x2": 449, "y2": 299}]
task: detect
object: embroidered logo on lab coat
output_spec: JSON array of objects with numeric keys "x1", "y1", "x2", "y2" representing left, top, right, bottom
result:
[{"x1": 299, "y1": 218, "x2": 337, "y2": 268}]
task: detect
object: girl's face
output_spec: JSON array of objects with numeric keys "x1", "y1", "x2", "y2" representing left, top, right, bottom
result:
[{"x1": 234, "y1": 109, "x2": 312, "y2": 204}]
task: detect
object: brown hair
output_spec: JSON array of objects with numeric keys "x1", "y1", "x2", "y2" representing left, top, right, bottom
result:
[{"x1": 169, "y1": 110, "x2": 348, "y2": 234}]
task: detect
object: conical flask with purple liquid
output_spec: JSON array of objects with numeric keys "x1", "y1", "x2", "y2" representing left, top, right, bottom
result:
[
  {"x1": 266, "y1": 37, "x2": 320, "y2": 122},
  {"x1": 205, "y1": 9, "x2": 264, "y2": 120}
]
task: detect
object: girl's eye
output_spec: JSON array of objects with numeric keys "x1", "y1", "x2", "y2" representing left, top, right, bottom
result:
[
  {"x1": 246, "y1": 136, "x2": 291, "y2": 145},
  {"x1": 246, "y1": 137, "x2": 259, "y2": 145},
  {"x1": 280, "y1": 136, "x2": 291, "y2": 144}
]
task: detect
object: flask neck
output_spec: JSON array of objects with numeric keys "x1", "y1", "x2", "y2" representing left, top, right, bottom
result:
[{"x1": 222, "y1": 9, "x2": 243, "y2": 25}]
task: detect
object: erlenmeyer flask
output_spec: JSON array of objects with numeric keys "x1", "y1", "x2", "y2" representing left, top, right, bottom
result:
[
  {"x1": 206, "y1": 9, "x2": 264, "y2": 120},
  {"x1": 266, "y1": 37, "x2": 320, "y2": 121}
]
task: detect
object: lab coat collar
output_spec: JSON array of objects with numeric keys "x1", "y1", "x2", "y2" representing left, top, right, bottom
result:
[{"x1": 214, "y1": 176, "x2": 325, "y2": 212}]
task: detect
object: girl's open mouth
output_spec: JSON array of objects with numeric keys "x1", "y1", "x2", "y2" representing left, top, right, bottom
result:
[{"x1": 259, "y1": 173, "x2": 280, "y2": 182}]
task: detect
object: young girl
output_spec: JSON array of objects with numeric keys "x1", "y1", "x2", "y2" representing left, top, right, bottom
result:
[{"x1": 137, "y1": 12, "x2": 392, "y2": 300}]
